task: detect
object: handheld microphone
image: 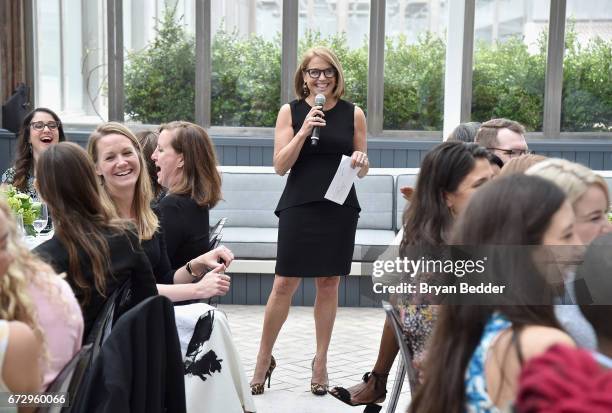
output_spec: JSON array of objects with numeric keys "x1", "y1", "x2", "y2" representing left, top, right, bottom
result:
[{"x1": 311, "y1": 94, "x2": 326, "y2": 146}]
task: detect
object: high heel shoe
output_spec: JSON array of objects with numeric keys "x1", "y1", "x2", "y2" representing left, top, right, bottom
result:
[
  {"x1": 310, "y1": 357, "x2": 329, "y2": 396},
  {"x1": 329, "y1": 371, "x2": 388, "y2": 407},
  {"x1": 250, "y1": 355, "x2": 276, "y2": 395}
]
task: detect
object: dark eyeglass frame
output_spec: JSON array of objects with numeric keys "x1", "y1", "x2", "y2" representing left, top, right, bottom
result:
[
  {"x1": 304, "y1": 68, "x2": 336, "y2": 79},
  {"x1": 30, "y1": 121, "x2": 61, "y2": 131},
  {"x1": 487, "y1": 147, "x2": 532, "y2": 157}
]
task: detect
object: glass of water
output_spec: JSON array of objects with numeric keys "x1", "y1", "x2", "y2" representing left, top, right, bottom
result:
[
  {"x1": 33, "y1": 203, "x2": 49, "y2": 236},
  {"x1": 14, "y1": 213, "x2": 25, "y2": 238}
]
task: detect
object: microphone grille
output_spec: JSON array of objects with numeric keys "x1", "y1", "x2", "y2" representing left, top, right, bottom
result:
[{"x1": 314, "y1": 94, "x2": 326, "y2": 106}]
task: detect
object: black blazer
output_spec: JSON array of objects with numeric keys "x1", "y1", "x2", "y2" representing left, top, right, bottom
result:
[
  {"x1": 34, "y1": 228, "x2": 158, "y2": 338},
  {"x1": 73, "y1": 296, "x2": 186, "y2": 413}
]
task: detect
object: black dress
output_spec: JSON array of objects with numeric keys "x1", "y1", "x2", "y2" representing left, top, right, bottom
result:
[
  {"x1": 34, "y1": 228, "x2": 158, "y2": 339},
  {"x1": 158, "y1": 193, "x2": 210, "y2": 269},
  {"x1": 274, "y1": 99, "x2": 360, "y2": 277}
]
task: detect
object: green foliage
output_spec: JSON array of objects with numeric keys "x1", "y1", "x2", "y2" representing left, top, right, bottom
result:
[
  {"x1": 472, "y1": 36, "x2": 546, "y2": 131},
  {"x1": 1, "y1": 184, "x2": 40, "y2": 235},
  {"x1": 562, "y1": 22, "x2": 612, "y2": 132},
  {"x1": 384, "y1": 33, "x2": 446, "y2": 130},
  {"x1": 211, "y1": 30, "x2": 281, "y2": 126},
  {"x1": 125, "y1": 6, "x2": 195, "y2": 123},
  {"x1": 125, "y1": 9, "x2": 611, "y2": 132}
]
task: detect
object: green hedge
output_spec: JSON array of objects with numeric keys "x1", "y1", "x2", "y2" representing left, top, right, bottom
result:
[{"x1": 125, "y1": 10, "x2": 611, "y2": 132}]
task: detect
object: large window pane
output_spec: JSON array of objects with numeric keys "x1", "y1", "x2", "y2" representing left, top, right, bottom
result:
[
  {"x1": 36, "y1": 0, "x2": 107, "y2": 122},
  {"x1": 210, "y1": 0, "x2": 281, "y2": 127},
  {"x1": 561, "y1": 0, "x2": 612, "y2": 132},
  {"x1": 124, "y1": 0, "x2": 196, "y2": 124},
  {"x1": 472, "y1": 0, "x2": 549, "y2": 132},
  {"x1": 383, "y1": 0, "x2": 448, "y2": 130},
  {"x1": 298, "y1": 0, "x2": 370, "y2": 112}
]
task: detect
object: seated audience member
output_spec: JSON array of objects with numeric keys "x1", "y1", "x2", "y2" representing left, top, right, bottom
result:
[
  {"x1": 0, "y1": 321, "x2": 41, "y2": 407},
  {"x1": 0, "y1": 217, "x2": 42, "y2": 407},
  {"x1": 526, "y1": 159, "x2": 611, "y2": 246},
  {"x1": 409, "y1": 174, "x2": 578, "y2": 413},
  {"x1": 2, "y1": 107, "x2": 66, "y2": 200},
  {"x1": 475, "y1": 118, "x2": 529, "y2": 164},
  {"x1": 135, "y1": 130, "x2": 165, "y2": 204},
  {"x1": 33, "y1": 142, "x2": 158, "y2": 338},
  {"x1": 152, "y1": 121, "x2": 222, "y2": 268},
  {"x1": 516, "y1": 344, "x2": 612, "y2": 413},
  {"x1": 0, "y1": 199, "x2": 83, "y2": 390},
  {"x1": 527, "y1": 158, "x2": 611, "y2": 348},
  {"x1": 331, "y1": 142, "x2": 494, "y2": 408},
  {"x1": 499, "y1": 154, "x2": 547, "y2": 176},
  {"x1": 577, "y1": 233, "x2": 612, "y2": 357},
  {"x1": 515, "y1": 234, "x2": 612, "y2": 412},
  {"x1": 87, "y1": 123, "x2": 230, "y2": 301},
  {"x1": 447, "y1": 122, "x2": 481, "y2": 143},
  {"x1": 87, "y1": 123, "x2": 255, "y2": 413}
]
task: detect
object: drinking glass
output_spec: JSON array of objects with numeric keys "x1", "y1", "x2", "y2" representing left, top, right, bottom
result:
[
  {"x1": 33, "y1": 203, "x2": 49, "y2": 236},
  {"x1": 14, "y1": 213, "x2": 25, "y2": 238}
]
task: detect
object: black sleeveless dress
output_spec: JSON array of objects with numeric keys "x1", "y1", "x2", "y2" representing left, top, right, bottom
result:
[{"x1": 274, "y1": 99, "x2": 360, "y2": 277}]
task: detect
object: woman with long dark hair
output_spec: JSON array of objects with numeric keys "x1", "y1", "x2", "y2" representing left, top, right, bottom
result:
[
  {"x1": 331, "y1": 141, "x2": 494, "y2": 407},
  {"x1": 409, "y1": 174, "x2": 579, "y2": 413},
  {"x1": 33, "y1": 142, "x2": 157, "y2": 337},
  {"x1": 2, "y1": 107, "x2": 66, "y2": 199}
]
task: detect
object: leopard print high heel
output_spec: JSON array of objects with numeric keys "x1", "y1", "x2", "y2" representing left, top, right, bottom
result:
[{"x1": 250, "y1": 355, "x2": 276, "y2": 395}]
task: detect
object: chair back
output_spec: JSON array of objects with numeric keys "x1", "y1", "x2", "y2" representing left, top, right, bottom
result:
[
  {"x1": 84, "y1": 279, "x2": 132, "y2": 360},
  {"x1": 37, "y1": 344, "x2": 93, "y2": 413},
  {"x1": 208, "y1": 217, "x2": 227, "y2": 251},
  {"x1": 382, "y1": 301, "x2": 419, "y2": 393}
]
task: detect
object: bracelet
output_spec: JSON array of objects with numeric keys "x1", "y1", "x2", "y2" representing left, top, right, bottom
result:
[{"x1": 186, "y1": 261, "x2": 201, "y2": 279}]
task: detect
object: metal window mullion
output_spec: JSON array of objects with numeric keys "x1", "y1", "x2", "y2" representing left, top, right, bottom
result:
[
  {"x1": 24, "y1": 0, "x2": 36, "y2": 106},
  {"x1": 280, "y1": 0, "x2": 298, "y2": 105},
  {"x1": 59, "y1": 0, "x2": 65, "y2": 111},
  {"x1": 107, "y1": 0, "x2": 124, "y2": 121},
  {"x1": 442, "y1": 0, "x2": 475, "y2": 139},
  {"x1": 460, "y1": 0, "x2": 475, "y2": 123},
  {"x1": 195, "y1": 0, "x2": 211, "y2": 128},
  {"x1": 543, "y1": 0, "x2": 566, "y2": 138},
  {"x1": 367, "y1": 0, "x2": 385, "y2": 136}
]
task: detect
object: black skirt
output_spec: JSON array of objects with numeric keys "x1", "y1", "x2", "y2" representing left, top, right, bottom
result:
[{"x1": 275, "y1": 201, "x2": 358, "y2": 277}]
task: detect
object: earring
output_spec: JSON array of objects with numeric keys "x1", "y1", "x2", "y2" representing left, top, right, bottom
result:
[{"x1": 303, "y1": 81, "x2": 309, "y2": 97}]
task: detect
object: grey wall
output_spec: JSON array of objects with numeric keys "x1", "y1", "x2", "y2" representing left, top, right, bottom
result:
[
  {"x1": 218, "y1": 273, "x2": 381, "y2": 307},
  {"x1": 4, "y1": 129, "x2": 610, "y2": 171}
]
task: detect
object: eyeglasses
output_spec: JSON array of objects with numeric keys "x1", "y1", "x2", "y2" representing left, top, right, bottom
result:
[
  {"x1": 487, "y1": 147, "x2": 532, "y2": 158},
  {"x1": 304, "y1": 68, "x2": 336, "y2": 79},
  {"x1": 30, "y1": 121, "x2": 61, "y2": 131}
]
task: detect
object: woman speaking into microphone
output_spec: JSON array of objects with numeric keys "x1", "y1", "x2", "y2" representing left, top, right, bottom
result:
[{"x1": 250, "y1": 46, "x2": 368, "y2": 396}]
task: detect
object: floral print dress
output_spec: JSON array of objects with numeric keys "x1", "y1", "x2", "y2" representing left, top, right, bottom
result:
[{"x1": 464, "y1": 312, "x2": 512, "y2": 413}]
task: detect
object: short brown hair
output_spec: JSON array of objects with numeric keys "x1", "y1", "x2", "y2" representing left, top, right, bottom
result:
[
  {"x1": 293, "y1": 46, "x2": 345, "y2": 100},
  {"x1": 158, "y1": 121, "x2": 222, "y2": 208},
  {"x1": 475, "y1": 118, "x2": 526, "y2": 148},
  {"x1": 499, "y1": 154, "x2": 548, "y2": 176}
]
